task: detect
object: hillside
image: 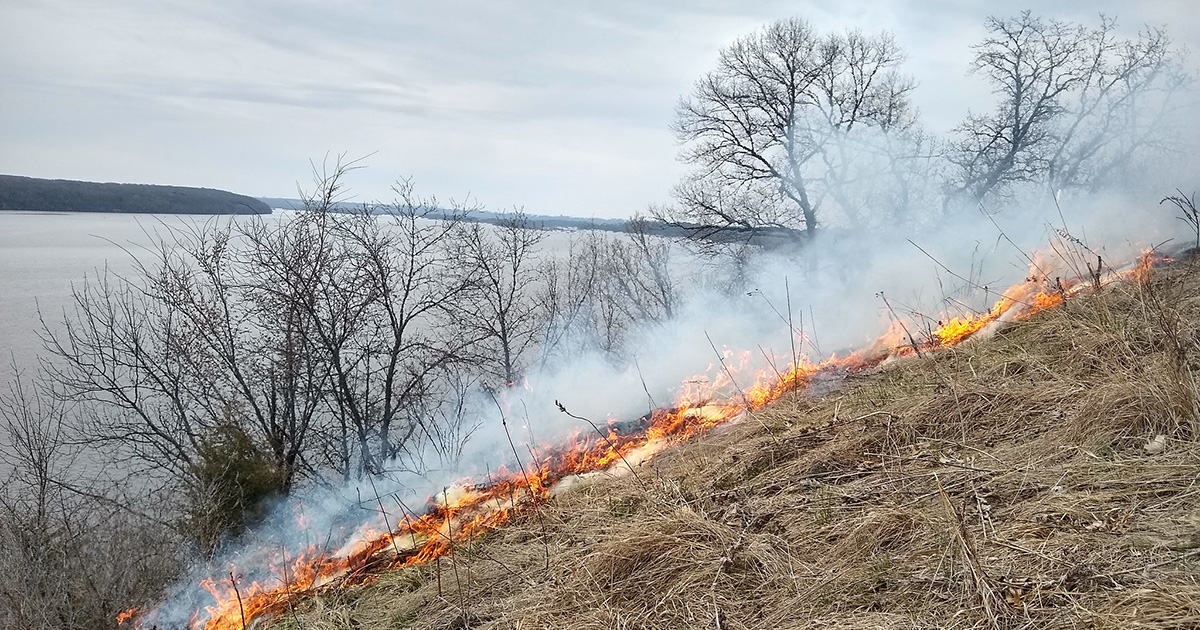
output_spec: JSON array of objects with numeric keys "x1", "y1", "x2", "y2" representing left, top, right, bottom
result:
[
  {"x1": 0, "y1": 175, "x2": 271, "y2": 214},
  {"x1": 252, "y1": 257, "x2": 1200, "y2": 630}
]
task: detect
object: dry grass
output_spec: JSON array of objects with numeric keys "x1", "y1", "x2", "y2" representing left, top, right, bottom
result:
[{"x1": 269, "y1": 259, "x2": 1200, "y2": 630}]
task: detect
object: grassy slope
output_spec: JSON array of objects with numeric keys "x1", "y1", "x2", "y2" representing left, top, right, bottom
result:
[{"x1": 273, "y1": 261, "x2": 1200, "y2": 630}]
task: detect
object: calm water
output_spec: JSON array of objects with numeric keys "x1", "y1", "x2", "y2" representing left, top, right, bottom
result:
[
  {"x1": 0, "y1": 211, "x2": 587, "y2": 387},
  {"x1": 0, "y1": 212, "x2": 244, "y2": 385}
]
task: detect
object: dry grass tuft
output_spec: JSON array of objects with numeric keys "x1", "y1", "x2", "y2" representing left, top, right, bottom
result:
[{"x1": 270, "y1": 259, "x2": 1200, "y2": 630}]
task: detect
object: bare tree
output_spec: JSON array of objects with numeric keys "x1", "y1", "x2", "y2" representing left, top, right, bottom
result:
[
  {"x1": 667, "y1": 18, "x2": 915, "y2": 242},
  {"x1": 536, "y1": 221, "x2": 683, "y2": 364},
  {"x1": 0, "y1": 370, "x2": 177, "y2": 630},
  {"x1": 452, "y1": 211, "x2": 547, "y2": 388},
  {"x1": 537, "y1": 233, "x2": 603, "y2": 367},
  {"x1": 948, "y1": 12, "x2": 1191, "y2": 206},
  {"x1": 823, "y1": 124, "x2": 945, "y2": 230},
  {"x1": 41, "y1": 159, "x2": 483, "y2": 512},
  {"x1": 599, "y1": 217, "x2": 679, "y2": 326},
  {"x1": 275, "y1": 180, "x2": 479, "y2": 479}
]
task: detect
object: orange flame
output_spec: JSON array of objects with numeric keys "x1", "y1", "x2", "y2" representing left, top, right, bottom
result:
[
  {"x1": 1132, "y1": 248, "x2": 1173, "y2": 284},
  {"x1": 117, "y1": 608, "x2": 140, "y2": 625}
]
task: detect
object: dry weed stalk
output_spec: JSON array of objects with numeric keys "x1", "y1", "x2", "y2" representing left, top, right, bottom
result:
[{"x1": 937, "y1": 475, "x2": 1004, "y2": 628}]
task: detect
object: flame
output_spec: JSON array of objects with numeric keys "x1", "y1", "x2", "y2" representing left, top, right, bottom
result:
[
  {"x1": 123, "y1": 253, "x2": 1169, "y2": 630},
  {"x1": 1132, "y1": 248, "x2": 1173, "y2": 284},
  {"x1": 117, "y1": 608, "x2": 140, "y2": 625}
]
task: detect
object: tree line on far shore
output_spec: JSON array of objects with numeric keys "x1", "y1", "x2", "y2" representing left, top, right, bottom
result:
[{"x1": 0, "y1": 174, "x2": 271, "y2": 215}]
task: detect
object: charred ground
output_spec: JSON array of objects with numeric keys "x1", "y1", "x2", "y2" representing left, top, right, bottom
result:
[{"x1": 262, "y1": 257, "x2": 1200, "y2": 630}]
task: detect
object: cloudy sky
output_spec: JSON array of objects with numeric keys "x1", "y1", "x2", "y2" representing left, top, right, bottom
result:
[{"x1": 1, "y1": 1, "x2": 1196, "y2": 218}]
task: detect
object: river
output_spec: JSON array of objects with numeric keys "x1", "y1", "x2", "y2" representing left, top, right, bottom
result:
[{"x1": 0, "y1": 212, "x2": 233, "y2": 385}]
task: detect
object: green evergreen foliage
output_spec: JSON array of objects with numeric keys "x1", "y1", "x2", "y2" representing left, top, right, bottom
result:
[{"x1": 186, "y1": 423, "x2": 287, "y2": 553}]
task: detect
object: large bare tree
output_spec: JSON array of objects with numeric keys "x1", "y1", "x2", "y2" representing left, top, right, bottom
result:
[
  {"x1": 666, "y1": 18, "x2": 916, "y2": 242},
  {"x1": 948, "y1": 12, "x2": 1191, "y2": 206}
]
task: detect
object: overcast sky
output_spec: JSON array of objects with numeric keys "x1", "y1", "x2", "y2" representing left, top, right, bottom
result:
[{"x1": 1, "y1": 1, "x2": 1196, "y2": 218}]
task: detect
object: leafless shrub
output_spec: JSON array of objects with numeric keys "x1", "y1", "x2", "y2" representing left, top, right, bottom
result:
[
  {"x1": 537, "y1": 222, "x2": 681, "y2": 364},
  {"x1": 38, "y1": 157, "x2": 485, "y2": 535},
  {"x1": 1161, "y1": 189, "x2": 1199, "y2": 252},
  {"x1": 0, "y1": 371, "x2": 178, "y2": 630}
]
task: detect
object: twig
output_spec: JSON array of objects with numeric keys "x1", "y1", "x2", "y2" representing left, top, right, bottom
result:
[
  {"x1": 280, "y1": 545, "x2": 302, "y2": 627},
  {"x1": 443, "y1": 486, "x2": 469, "y2": 622},
  {"x1": 1091, "y1": 548, "x2": 1200, "y2": 580},
  {"x1": 757, "y1": 345, "x2": 785, "y2": 384},
  {"x1": 393, "y1": 494, "x2": 526, "y2": 583},
  {"x1": 520, "y1": 399, "x2": 538, "y2": 451},
  {"x1": 1161, "y1": 189, "x2": 1199, "y2": 251},
  {"x1": 870, "y1": 452, "x2": 996, "y2": 474},
  {"x1": 391, "y1": 496, "x2": 421, "y2": 550},
  {"x1": 852, "y1": 411, "x2": 899, "y2": 423},
  {"x1": 978, "y1": 200, "x2": 1050, "y2": 280},
  {"x1": 489, "y1": 390, "x2": 551, "y2": 573},
  {"x1": 633, "y1": 356, "x2": 658, "y2": 418},
  {"x1": 907, "y1": 239, "x2": 1022, "y2": 310},
  {"x1": 936, "y1": 475, "x2": 1002, "y2": 628},
  {"x1": 368, "y1": 474, "x2": 401, "y2": 557},
  {"x1": 710, "y1": 524, "x2": 750, "y2": 630},
  {"x1": 917, "y1": 437, "x2": 1005, "y2": 464},
  {"x1": 554, "y1": 400, "x2": 647, "y2": 488},
  {"x1": 229, "y1": 571, "x2": 247, "y2": 630},
  {"x1": 878, "y1": 292, "x2": 924, "y2": 357},
  {"x1": 786, "y1": 277, "x2": 799, "y2": 391},
  {"x1": 487, "y1": 462, "x2": 517, "y2": 511},
  {"x1": 808, "y1": 305, "x2": 823, "y2": 357},
  {"x1": 986, "y1": 538, "x2": 1071, "y2": 566}
]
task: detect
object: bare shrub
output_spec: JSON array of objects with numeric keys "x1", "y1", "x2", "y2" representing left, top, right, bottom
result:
[
  {"x1": 41, "y1": 161, "x2": 487, "y2": 498},
  {"x1": 0, "y1": 372, "x2": 178, "y2": 630}
]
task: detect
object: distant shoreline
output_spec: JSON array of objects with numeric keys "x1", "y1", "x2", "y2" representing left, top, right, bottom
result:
[
  {"x1": 0, "y1": 208, "x2": 275, "y2": 215},
  {"x1": 0, "y1": 174, "x2": 272, "y2": 215}
]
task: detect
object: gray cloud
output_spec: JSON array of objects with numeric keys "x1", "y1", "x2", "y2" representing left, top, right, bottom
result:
[{"x1": 1, "y1": 0, "x2": 1196, "y2": 216}]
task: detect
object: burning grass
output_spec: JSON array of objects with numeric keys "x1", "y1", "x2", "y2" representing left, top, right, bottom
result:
[{"x1": 257, "y1": 256, "x2": 1200, "y2": 629}]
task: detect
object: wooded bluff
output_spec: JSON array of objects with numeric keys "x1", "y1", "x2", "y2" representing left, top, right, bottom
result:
[{"x1": 0, "y1": 174, "x2": 270, "y2": 215}]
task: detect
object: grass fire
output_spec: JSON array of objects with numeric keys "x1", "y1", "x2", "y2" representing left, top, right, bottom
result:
[
  {"x1": 2, "y1": 6, "x2": 1198, "y2": 630},
  {"x1": 118, "y1": 249, "x2": 1182, "y2": 630}
]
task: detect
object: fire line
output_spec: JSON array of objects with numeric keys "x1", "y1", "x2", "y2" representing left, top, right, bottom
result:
[{"x1": 121, "y1": 249, "x2": 1168, "y2": 630}]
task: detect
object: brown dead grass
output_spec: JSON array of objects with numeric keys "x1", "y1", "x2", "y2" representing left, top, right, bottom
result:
[{"x1": 270, "y1": 259, "x2": 1200, "y2": 630}]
